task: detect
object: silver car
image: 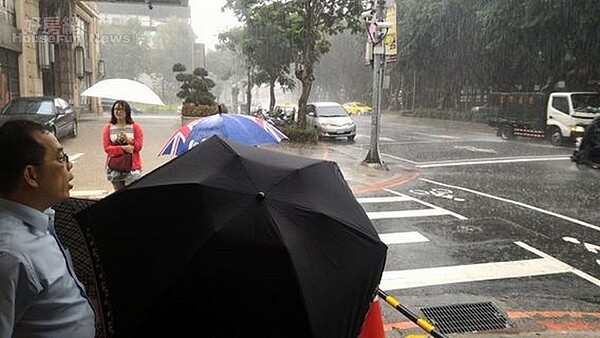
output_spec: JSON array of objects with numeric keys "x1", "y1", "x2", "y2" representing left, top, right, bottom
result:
[{"x1": 306, "y1": 102, "x2": 356, "y2": 141}]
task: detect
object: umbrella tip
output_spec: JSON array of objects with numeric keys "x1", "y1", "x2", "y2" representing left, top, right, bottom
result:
[{"x1": 256, "y1": 192, "x2": 266, "y2": 201}]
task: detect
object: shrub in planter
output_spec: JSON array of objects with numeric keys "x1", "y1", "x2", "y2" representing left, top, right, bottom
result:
[
  {"x1": 280, "y1": 125, "x2": 318, "y2": 144},
  {"x1": 180, "y1": 104, "x2": 229, "y2": 126},
  {"x1": 181, "y1": 103, "x2": 228, "y2": 118},
  {"x1": 173, "y1": 63, "x2": 227, "y2": 120}
]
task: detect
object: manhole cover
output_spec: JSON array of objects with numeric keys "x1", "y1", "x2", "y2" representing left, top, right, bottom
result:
[{"x1": 421, "y1": 302, "x2": 510, "y2": 334}]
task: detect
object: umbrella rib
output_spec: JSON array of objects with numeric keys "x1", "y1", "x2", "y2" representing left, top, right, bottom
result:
[{"x1": 267, "y1": 162, "x2": 381, "y2": 242}]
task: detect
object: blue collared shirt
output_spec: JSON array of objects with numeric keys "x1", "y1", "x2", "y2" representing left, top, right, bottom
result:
[{"x1": 0, "y1": 198, "x2": 95, "y2": 338}]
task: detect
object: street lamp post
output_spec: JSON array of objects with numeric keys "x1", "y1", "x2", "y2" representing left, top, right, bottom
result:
[{"x1": 363, "y1": 0, "x2": 389, "y2": 170}]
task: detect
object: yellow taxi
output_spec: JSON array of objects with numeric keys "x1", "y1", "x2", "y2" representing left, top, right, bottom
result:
[{"x1": 342, "y1": 101, "x2": 373, "y2": 115}]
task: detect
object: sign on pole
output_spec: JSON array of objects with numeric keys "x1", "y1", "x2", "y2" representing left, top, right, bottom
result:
[{"x1": 384, "y1": 2, "x2": 397, "y2": 63}]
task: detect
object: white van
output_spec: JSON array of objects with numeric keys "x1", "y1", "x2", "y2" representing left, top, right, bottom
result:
[{"x1": 306, "y1": 102, "x2": 356, "y2": 141}]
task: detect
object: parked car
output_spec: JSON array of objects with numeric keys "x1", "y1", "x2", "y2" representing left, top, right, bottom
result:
[
  {"x1": 0, "y1": 96, "x2": 78, "y2": 139},
  {"x1": 306, "y1": 101, "x2": 356, "y2": 141},
  {"x1": 342, "y1": 101, "x2": 372, "y2": 116}
]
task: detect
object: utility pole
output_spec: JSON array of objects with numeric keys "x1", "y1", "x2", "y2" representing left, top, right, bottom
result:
[{"x1": 362, "y1": 0, "x2": 389, "y2": 170}]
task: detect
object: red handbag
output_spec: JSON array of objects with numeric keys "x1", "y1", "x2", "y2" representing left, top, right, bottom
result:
[{"x1": 107, "y1": 153, "x2": 132, "y2": 172}]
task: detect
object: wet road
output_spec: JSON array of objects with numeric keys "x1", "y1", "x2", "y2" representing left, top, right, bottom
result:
[{"x1": 349, "y1": 115, "x2": 600, "y2": 336}]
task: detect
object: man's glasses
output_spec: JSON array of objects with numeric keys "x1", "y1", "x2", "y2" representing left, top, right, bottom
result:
[
  {"x1": 58, "y1": 151, "x2": 70, "y2": 165},
  {"x1": 32, "y1": 151, "x2": 70, "y2": 166}
]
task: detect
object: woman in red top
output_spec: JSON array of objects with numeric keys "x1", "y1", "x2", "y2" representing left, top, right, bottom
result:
[{"x1": 103, "y1": 100, "x2": 144, "y2": 191}]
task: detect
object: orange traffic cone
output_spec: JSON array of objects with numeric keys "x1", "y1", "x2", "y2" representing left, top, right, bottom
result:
[{"x1": 359, "y1": 299, "x2": 385, "y2": 338}]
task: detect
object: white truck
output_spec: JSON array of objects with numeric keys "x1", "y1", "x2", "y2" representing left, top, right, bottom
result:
[{"x1": 486, "y1": 91, "x2": 600, "y2": 146}]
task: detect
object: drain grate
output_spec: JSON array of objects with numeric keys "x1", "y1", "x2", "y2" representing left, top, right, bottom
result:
[{"x1": 421, "y1": 302, "x2": 510, "y2": 334}]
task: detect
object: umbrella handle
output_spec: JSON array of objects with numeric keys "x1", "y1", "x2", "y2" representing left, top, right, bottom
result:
[{"x1": 377, "y1": 289, "x2": 449, "y2": 338}]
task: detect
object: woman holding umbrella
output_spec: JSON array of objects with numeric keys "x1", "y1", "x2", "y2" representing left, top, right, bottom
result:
[{"x1": 103, "y1": 100, "x2": 144, "y2": 191}]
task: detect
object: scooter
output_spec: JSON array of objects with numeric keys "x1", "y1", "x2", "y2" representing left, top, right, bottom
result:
[{"x1": 571, "y1": 117, "x2": 600, "y2": 169}]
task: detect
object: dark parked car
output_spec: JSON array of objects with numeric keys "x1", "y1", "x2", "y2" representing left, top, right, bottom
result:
[{"x1": 0, "y1": 96, "x2": 78, "y2": 139}]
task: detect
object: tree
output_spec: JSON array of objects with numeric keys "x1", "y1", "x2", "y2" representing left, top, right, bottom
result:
[
  {"x1": 313, "y1": 30, "x2": 371, "y2": 103},
  {"x1": 477, "y1": 0, "x2": 600, "y2": 92},
  {"x1": 206, "y1": 47, "x2": 236, "y2": 82},
  {"x1": 219, "y1": 27, "x2": 257, "y2": 114},
  {"x1": 225, "y1": 0, "x2": 364, "y2": 127},
  {"x1": 246, "y1": 2, "x2": 296, "y2": 113}
]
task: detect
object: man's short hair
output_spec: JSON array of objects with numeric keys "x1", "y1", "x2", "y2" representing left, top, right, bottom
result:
[{"x1": 0, "y1": 120, "x2": 48, "y2": 194}]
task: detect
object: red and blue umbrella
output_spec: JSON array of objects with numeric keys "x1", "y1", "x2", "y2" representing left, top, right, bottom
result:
[{"x1": 160, "y1": 114, "x2": 288, "y2": 156}]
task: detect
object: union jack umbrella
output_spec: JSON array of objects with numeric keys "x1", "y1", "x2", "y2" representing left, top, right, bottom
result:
[{"x1": 159, "y1": 113, "x2": 288, "y2": 156}]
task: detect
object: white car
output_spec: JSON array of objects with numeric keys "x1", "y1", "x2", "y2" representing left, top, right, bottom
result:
[{"x1": 306, "y1": 102, "x2": 356, "y2": 141}]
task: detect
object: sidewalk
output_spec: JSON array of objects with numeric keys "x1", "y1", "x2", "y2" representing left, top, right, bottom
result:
[{"x1": 271, "y1": 141, "x2": 419, "y2": 196}]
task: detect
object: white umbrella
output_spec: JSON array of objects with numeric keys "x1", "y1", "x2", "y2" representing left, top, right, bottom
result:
[{"x1": 81, "y1": 79, "x2": 165, "y2": 106}]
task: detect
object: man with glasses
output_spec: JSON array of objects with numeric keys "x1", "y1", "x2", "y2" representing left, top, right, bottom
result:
[{"x1": 0, "y1": 120, "x2": 95, "y2": 337}]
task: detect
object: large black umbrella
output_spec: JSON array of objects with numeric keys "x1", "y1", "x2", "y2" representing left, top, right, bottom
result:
[{"x1": 75, "y1": 135, "x2": 387, "y2": 338}]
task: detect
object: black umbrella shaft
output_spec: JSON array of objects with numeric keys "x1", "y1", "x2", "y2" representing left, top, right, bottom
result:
[{"x1": 377, "y1": 289, "x2": 448, "y2": 338}]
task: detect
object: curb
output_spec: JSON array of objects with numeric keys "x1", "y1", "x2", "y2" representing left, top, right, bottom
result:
[{"x1": 351, "y1": 172, "x2": 420, "y2": 195}]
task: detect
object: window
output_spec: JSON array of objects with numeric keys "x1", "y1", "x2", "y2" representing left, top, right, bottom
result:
[
  {"x1": 551, "y1": 97, "x2": 569, "y2": 115},
  {"x1": 0, "y1": 0, "x2": 16, "y2": 27},
  {"x1": 56, "y1": 98, "x2": 69, "y2": 110},
  {"x1": 0, "y1": 48, "x2": 19, "y2": 105},
  {"x1": 76, "y1": 16, "x2": 90, "y2": 57},
  {"x1": 572, "y1": 94, "x2": 600, "y2": 113}
]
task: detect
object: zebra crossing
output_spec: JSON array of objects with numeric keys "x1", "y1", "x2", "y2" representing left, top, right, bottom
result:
[
  {"x1": 358, "y1": 189, "x2": 600, "y2": 291},
  {"x1": 357, "y1": 190, "x2": 467, "y2": 222}
]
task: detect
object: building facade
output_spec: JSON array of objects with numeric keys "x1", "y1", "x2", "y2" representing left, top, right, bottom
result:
[{"x1": 0, "y1": 0, "x2": 102, "y2": 115}]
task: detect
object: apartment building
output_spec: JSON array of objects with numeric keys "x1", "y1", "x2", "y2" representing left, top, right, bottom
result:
[{"x1": 0, "y1": 0, "x2": 103, "y2": 115}]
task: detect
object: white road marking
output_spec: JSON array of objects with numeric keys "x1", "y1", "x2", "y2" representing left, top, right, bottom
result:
[
  {"x1": 584, "y1": 242, "x2": 600, "y2": 254},
  {"x1": 381, "y1": 153, "x2": 568, "y2": 166},
  {"x1": 381, "y1": 241, "x2": 600, "y2": 291},
  {"x1": 420, "y1": 178, "x2": 600, "y2": 232},
  {"x1": 367, "y1": 208, "x2": 451, "y2": 220},
  {"x1": 380, "y1": 257, "x2": 571, "y2": 291},
  {"x1": 417, "y1": 156, "x2": 569, "y2": 168},
  {"x1": 418, "y1": 154, "x2": 565, "y2": 164},
  {"x1": 385, "y1": 189, "x2": 468, "y2": 220},
  {"x1": 69, "y1": 152, "x2": 84, "y2": 163},
  {"x1": 453, "y1": 145, "x2": 497, "y2": 153},
  {"x1": 563, "y1": 237, "x2": 581, "y2": 244},
  {"x1": 379, "y1": 231, "x2": 429, "y2": 245},
  {"x1": 70, "y1": 190, "x2": 108, "y2": 198},
  {"x1": 356, "y1": 134, "x2": 395, "y2": 142},
  {"x1": 357, "y1": 196, "x2": 412, "y2": 203},
  {"x1": 516, "y1": 241, "x2": 600, "y2": 287},
  {"x1": 358, "y1": 192, "x2": 600, "y2": 290},
  {"x1": 382, "y1": 153, "x2": 420, "y2": 164},
  {"x1": 413, "y1": 132, "x2": 459, "y2": 139}
]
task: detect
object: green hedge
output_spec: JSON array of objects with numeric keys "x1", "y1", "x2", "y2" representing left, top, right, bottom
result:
[
  {"x1": 280, "y1": 125, "x2": 318, "y2": 144},
  {"x1": 398, "y1": 110, "x2": 488, "y2": 123}
]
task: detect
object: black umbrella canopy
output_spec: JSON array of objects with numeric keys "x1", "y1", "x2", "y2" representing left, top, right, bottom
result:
[{"x1": 76, "y1": 135, "x2": 387, "y2": 338}]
